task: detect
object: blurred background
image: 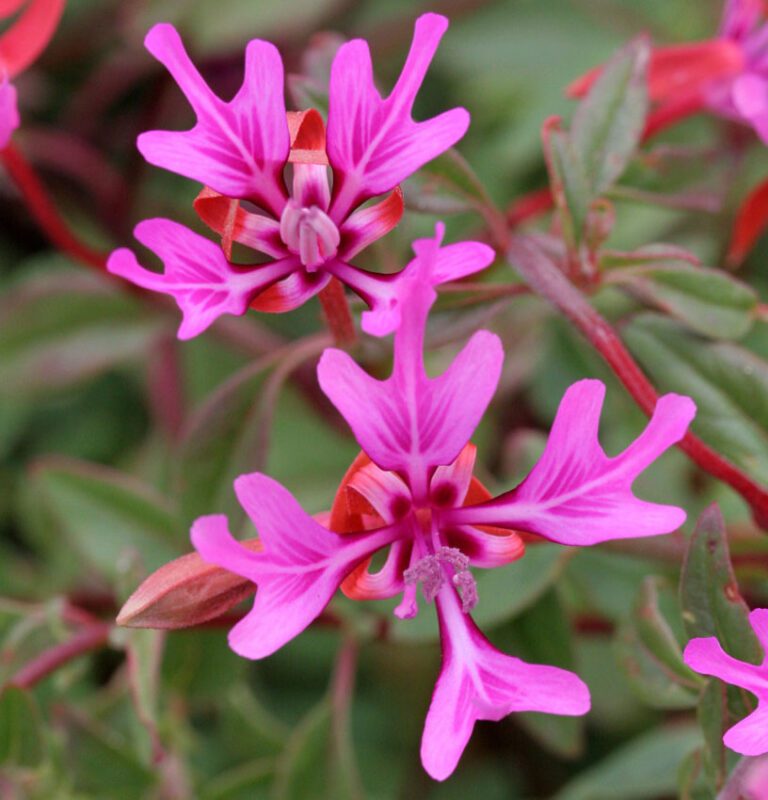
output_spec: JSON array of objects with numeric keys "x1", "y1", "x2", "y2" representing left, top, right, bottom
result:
[{"x1": 2, "y1": 0, "x2": 767, "y2": 797}]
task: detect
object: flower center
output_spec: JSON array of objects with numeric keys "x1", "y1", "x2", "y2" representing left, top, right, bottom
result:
[
  {"x1": 279, "y1": 200, "x2": 340, "y2": 271},
  {"x1": 403, "y1": 546, "x2": 478, "y2": 612}
]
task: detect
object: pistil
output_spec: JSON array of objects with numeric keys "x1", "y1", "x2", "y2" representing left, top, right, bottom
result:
[{"x1": 279, "y1": 200, "x2": 340, "y2": 271}]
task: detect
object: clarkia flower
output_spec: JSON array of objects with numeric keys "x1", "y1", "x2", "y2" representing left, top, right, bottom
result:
[
  {"x1": 684, "y1": 608, "x2": 768, "y2": 756},
  {"x1": 0, "y1": 0, "x2": 65, "y2": 148},
  {"x1": 107, "y1": 14, "x2": 470, "y2": 339},
  {"x1": 190, "y1": 225, "x2": 696, "y2": 780}
]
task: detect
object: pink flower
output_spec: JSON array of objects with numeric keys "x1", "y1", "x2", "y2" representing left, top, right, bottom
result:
[
  {"x1": 107, "y1": 15, "x2": 470, "y2": 339},
  {"x1": 744, "y1": 756, "x2": 768, "y2": 799},
  {"x1": 0, "y1": 0, "x2": 65, "y2": 148},
  {"x1": 192, "y1": 226, "x2": 695, "y2": 780},
  {"x1": 684, "y1": 608, "x2": 768, "y2": 756},
  {"x1": 568, "y1": 0, "x2": 768, "y2": 141},
  {"x1": 0, "y1": 75, "x2": 18, "y2": 148},
  {"x1": 706, "y1": 0, "x2": 768, "y2": 141}
]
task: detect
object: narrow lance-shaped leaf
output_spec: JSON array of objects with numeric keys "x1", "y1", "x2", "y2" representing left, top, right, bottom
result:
[
  {"x1": 680, "y1": 505, "x2": 760, "y2": 658},
  {"x1": 553, "y1": 724, "x2": 702, "y2": 800},
  {"x1": 571, "y1": 37, "x2": 650, "y2": 195},
  {"x1": 542, "y1": 117, "x2": 591, "y2": 249},
  {"x1": 615, "y1": 576, "x2": 702, "y2": 710},
  {"x1": 31, "y1": 456, "x2": 181, "y2": 579},
  {"x1": 606, "y1": 262, "x2": 757, "y2": 341},
  {"x1": 175, "y1": 357, "x2": 274, "y2": 527},
  {"x1": 680, "y1": 506, "x2": 761, "y2": 787},
  {"x1": 0, "y1": 264, "x2": 161, "y2": 398},
  {"x1": 0, "y1": 687, "x2": 45, "y2": 767}
]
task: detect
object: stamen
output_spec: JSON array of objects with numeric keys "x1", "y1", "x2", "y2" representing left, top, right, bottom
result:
[
  {"x1": 402, "y1": 546, "x2": 478, "y2": 613},
  {"x1": 453, "y1": 570, "x2": 478, "y2": 612},
  {"x1": 279, "y1": 200, "x2": 340, "y2": 271}
]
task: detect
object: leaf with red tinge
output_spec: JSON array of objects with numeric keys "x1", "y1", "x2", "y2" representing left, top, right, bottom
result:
[
  {"x1": 680, "y1": 505, "x2": 760, "y2": 664},
  {"x1": 680, "y1": 505, "x2": 760, "y2": 787},
  {"x1": 727, "y1": 176, "x2": 768, "y2": 268},
  {"x1": 571, "y1": 37, "x2": 649, "y2": 195}
]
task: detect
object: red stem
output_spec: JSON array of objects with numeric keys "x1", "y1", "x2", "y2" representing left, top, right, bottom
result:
[
  {"x1": 7, "y1": 622, "x2": 111, "y2": 690},
  {"x1": 1, "y1": 142, "x2": 108, "y2": 271},
  {"x1": 318, "y1": 277, "x2": 357, "y2": 346}
]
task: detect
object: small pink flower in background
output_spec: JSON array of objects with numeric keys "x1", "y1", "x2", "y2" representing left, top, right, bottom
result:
[
  {"x1": 0, "y1": 0, "x2": 65, "y2": 148},
  {"x1": 744, "y1": 757, "x2": 768, "y2": 800},
  {"x1": 0, "y1": 76, "x2": 19, "y2": 148},
  {"x1": 706, "y1": 0, "x2": 768, "y2": 140},
  {"x1": 684, "y1": 608, "x2": 768, "y2": 756},
  {"x1": 108, "y1": 14, "x2": 470, "y2": 339},
  {"x1": 569, "y1": 0, "x2": 768, "y2": 140},
  {"x1": 742, "y1": 757, "x2": 768, "y2": 799},
  {"x1": 191, "y1": 225, "x2": 696, "y2": 780}
]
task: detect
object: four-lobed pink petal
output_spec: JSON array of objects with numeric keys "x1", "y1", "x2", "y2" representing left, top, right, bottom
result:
[
  {"x1": 326, "y1": 13, "x2": 470, "y2": 221},
  {"x1": 444, "y1": 380, "x2": 695, "y2": 545},
  {"x1": 421, "y1": 584, "x2": 590, "y2": 781},
  {"x1": 191, "y1": 473, "x2": 402, "y2": 659},
  {"x1": 318, "y1": 329, "x2": 503, "y2": 480},
  {"x1": 107, "y1": 218, "x2": 297, "y2": 339},
  {"x1": 137, "y1": 24, "x2": 290, "y2": 216}
]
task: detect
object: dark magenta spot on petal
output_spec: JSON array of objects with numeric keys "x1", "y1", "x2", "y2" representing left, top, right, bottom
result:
[{"x1": 431, "y1": 482, "x2": 457, "y2": 508}]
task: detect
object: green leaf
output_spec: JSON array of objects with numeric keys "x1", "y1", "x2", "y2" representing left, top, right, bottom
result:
[
  {"x1": 545, "y1": 125, "x2": 592, "y2": 248},
  {"x1": 614, "y1": 576, "x2": 701, "y2": 710},
  {"x1": 393, "y1": 544, "x2": 568, "y2": 642},
  {"x1": 0, "y1": 687, "x2": 45, "y2": 767},
  {"x1": 571, "y1": 38, "x2": 649, "y2": 194},
  {"x1": 133, "y1": 0, "x2": 344, "y2": 53},
  {"x1": 272, "y1": 700, "x2": 332, "y2": 800},
  {"x1": 0, "y1": 265, "x2": 161, "y2": 399},
  {"x1": 554, "y1": 724, "x2": 702, "y2": 800},
  {"x1": 677, "y1": 748, "x2": 710, "y2": 800},
  {"x1": 31, "y1": 456, "x2": 180, "y2": 579},
  {"x1": 201, "y1": 760, "x2": 274, "y2": 800},
  {"x1": 122, "y1": 628, "x2": 165, "y2": 760},
  {"x1": 680, "y1": 507, "x2": 760, "y2": 788},
  {"x1": 623, "y1": 313, "x2": 768, "y2": 485},
  {"x1": 62, "y1": 706, "x2": 155, "y2": 799},
  {"x1": 609, "y1": 263, "x2": 757, "y2": 340},
  {"x1": 680, "y1": 505, "x2": 761, "y2": 659},
  {"x1": 697, "y1": 679, "x2": 752, "y2": 790},
  {"x1": 501, "y1": 590, "x2": 585, "y2": 758},
  {"x1": 415, "y1": 148, "x2": 496, "y2": 216},
  {"x1": 175, "y1": 357, "x2": 273, "y2": 526}
]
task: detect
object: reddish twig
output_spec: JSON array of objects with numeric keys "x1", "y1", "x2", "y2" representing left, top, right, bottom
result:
[
  {"x1": 318, "y1": 277, "x2": 357, "y2": 346},
  {"x1": 1, "y1": 142, "x2": 108, "y2": 271},
  {"x1": 507, "y1": 187, "x2": 554, "y2": 228},
  {"x1": 508, "y1": 235, "x2": 768, "y2": 528},
  {"x1": 7, "y1": 622, "x2": 111, "y2": 690}
]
